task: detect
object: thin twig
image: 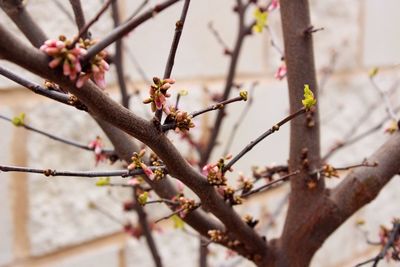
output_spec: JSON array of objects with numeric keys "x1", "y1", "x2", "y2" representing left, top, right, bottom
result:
[
  {"x1": 208, "y1": 21, "x2": 231, "y2": 55},
  {"x1": 370, "y1": 76, "x2": 398, "y2": 121},
  {"x1": 0, "y1": 66, "x2": 87, "y2": 111},
  {"x1": 81, "y1": 0, "x2": 182, "y2": 64},
  {"x1": 145, "y1": 199, "x2": 179, "y2": 206},
  {"x1": 355, "y1": 222, "x2": 400, "y2": 267},
  {"x1": 223, "y1": 82, "x2": 257, "y2": 155},
  {"x1": 0, "y1": 114, "x2": 113, "y2": 154},
  {"x1": 125, "y1": 46, "x2": 151, "y2": 83},
  {"x1": 334, "y1": 161, "x2": 378, "y2": 171},
  {"x1": 155, "y1": 0, "x2": 191, "y2": 122},
  {"x1": 318, "y1": 50, "x2": 337, "y2": 94},
  {"x1": 69, "y1": 0, "x2": 115, "y2": 48},
  {"x1": 266, "y1": 25, "x2": 284, "y2": 58},
  {"x1": 242, "y1": 171, "x2": 299, "y2": 198},
  {"x1": 69, "y1": 0, "x2": 87, "y2": 36},
  {"x1": 223, "y1": 108, "x2": 306, "y2": 173},
  {"x1": 54, "y1": 0, "x2": 75, "y2": 23},
  {"x1": 323, "y1": 105, "x2": 400, "y2": 161},
  {"x1": 125, "y1": 0, "x2": 150, "y2": 21},
  {"x1": 154, "y1": 203, "x2": 200, "y2": 223},
  {"x1": 199, "y1": 3, "x2": 253, "y2": 166},
  {"x1": 191, "y1": 96, "x2": 245, "y2": 118},
  {"x1": 161, "y1": 95, "x2": 247, "y2": 131},
  {"x1": 89, "y1": 201, "x2": 125, "y2": 225},
  {"x1": 0, "y1": 164, "x2": 166, "y2": 178},
  {"x1": 133, "y1": 186, "x2": 163, "y2": 267}
]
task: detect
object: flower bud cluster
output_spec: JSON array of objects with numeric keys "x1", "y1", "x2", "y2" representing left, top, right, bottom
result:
[{"x1": 40, "y1": 36, "x2": 109, "y2": 89}]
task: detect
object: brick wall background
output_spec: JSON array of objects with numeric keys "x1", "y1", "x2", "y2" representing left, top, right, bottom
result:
[{"x1": 0, "y1": 0, "x2": 399, "y2": 266}]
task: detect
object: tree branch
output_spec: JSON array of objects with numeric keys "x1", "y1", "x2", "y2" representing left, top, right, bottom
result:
[
  {"x1": 133, "y1": 186, "x2": 163, "y2": 267},
  {"x1": 0, "y1": 65, "x2": 87, "y2": 111},
  {"x1": 223, "y1": 108, "x2": 306, "y2": 173},
  {"x1": 331, "y1": 132, "x2": 400, "y2": 222},
  {"x1": 111, "y1": 0, "x2": 130, "y2": 108},
  {"x1": 0, "y1": 164, "x2": 164, "y2": 177},
  {"x1": 81, "y1": 0, "x2": 182, "y2": 64},
  {"x1": 69, "y1": 0, "x2": 115, "y2": 48},
  {"x1": 0, "y1": 0, "x2": 47, "y2": 48},
  {"x1": 69, "y1": 0, "x2": 87, "y2": 37},
  {"x1": 0, "y1": 114, "x2": 114, "y2": 155},
  {"x1": 155, "y1": 0, "x2": 191, "y2": 122},
  {"x1": 0, "y1": 17, "x2": 267, "y2": 264}
]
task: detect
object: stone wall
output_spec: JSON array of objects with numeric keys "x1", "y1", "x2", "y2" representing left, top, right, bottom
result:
[{"x1": 0, "y1": 0, "x2": 399, "y2": 266}]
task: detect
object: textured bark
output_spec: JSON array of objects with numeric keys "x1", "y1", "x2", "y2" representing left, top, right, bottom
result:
[{"x1": 278, "y1": 0, "x2": 323, "y2": 265}]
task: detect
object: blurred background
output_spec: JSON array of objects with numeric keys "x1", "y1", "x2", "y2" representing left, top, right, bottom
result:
[{"x1": 0, "y1": 0, "x2": 399, "y2": 266}]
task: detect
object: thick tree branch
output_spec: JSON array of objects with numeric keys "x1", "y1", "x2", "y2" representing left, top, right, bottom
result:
[
  {"x1": 0, "y1": 0, "x2": 47, "y2": 48},
  {"x1": 331, "y1": 132, "x2": 400, "y2": 221},
  {"x1": 0, "y1": 9, "x2": 268, "y2": 264},
  {"x1": 277, "y1": 0, "x2": 323, "y2": 265}
]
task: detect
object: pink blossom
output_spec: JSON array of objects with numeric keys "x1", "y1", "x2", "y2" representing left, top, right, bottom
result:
[
  {"x1": 274, "y1": 63, "x2": 287, "y2": 80},
  {"x1": 88, "y1": 137, "x2": 106, "y2": 165},
  {"x1": 40, "y1": 37, "x2": 109, "y2": 89},
  {"x1": 176, "y1": 180, "x2": 184, "y2": 193},
  {"x1": 268, "y1": 0, "x2": 280, "y2": 12},
  {"x1": 140, "y1": 162, "x2": 155, "y2": 180}
]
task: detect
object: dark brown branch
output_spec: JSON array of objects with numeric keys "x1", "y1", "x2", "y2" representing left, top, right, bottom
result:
[
  {"x1": 162, "y1": 94, "x2": 247, "y2": 132},
  {"x1": 199, "y1": 3, "x2": 251, "y2": 166},
  {"x1": 0, "y1": 65, "x2": 88, "y2": 111},
  {"x1": 69, "y1": 0, "x2": 115, "y2": 48},
  {"x1": 81, "y1": 0, "x2": 182, "y2": 64},
  {"x1": 0, "y1": 164, "x2": 166, "y2": 177},
  {"x1": 355, "y1": 222, "x2": 400, "y2": 267},
  {"x1": 331, "y1": 132, "x2": 400, "y2": 222},
  {"x1": 0, "y1": 114, "x2": 114, "y2": 154},
  {"x1": 191, "y1": 95, "x2": 245, "y2": 118},
  {"x1": 144, "y1": 199, "x2": 179, "y2": 206},
  {"x1": 0, "y1": 23, "x2": 268, "y2": 262},
  {"x1": 223, "y1": 108, "x2": 306, "y2": 173},
  {"x1": 278, "y1": 0, "x2": 322, "y2": 264},
  {"x1": 69, "y1": 0, "x2": 87, "y2": 36},
  {"x1": 155, "y1": 204, "x2": 201, "y2": 223},
  {"x1": 223, "y1": 82, "x2": 257, "y2": 155},
  {"x1": 163, "y1": 0, "x2": 191, "y2": 79},
  {"x1": 133, "y1": 186, "x2": 163, "y2": 267},
  {"x1": 155, "y1": 0, "x2": 191, "y2": 122},
  {"x1": 111, "y1": 1, "x2": 130, "y2": 108},
  {"x1": 242, "y1": 171, "x2": 299, "y2": 198},
  {"x1": 0, "y1": 0, "x2": 47, "y2": 48}
]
